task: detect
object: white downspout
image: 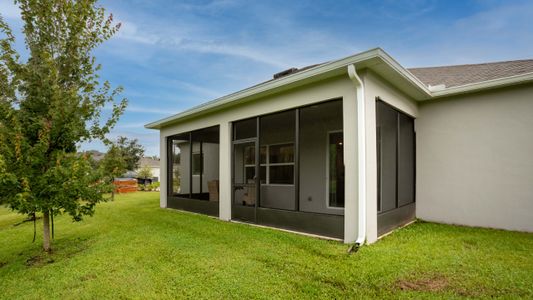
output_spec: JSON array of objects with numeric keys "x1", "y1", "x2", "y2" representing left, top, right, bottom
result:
[{"x1": 347, "y1": 64, "x2": 366, "y2": 246}]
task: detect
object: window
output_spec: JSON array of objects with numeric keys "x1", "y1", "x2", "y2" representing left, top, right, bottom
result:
[
  {"x1": 328, "y1": 132, "x2": 344, "y2": 208},
  {"x1": 260, "y1": 144, "x2": 294, "y2": 184}
]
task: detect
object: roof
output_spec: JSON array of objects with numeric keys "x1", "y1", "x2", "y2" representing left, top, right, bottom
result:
[
  {"x1": 145, "y1": 48, "x2": 533, "y2": 129},
  {"x1": 408, "y1": 59, "x2": 533, "y2": 88},
  {"x1": 139, "y1": 157, "x2": 160, "y2": 168},
  {"x1": 85, "y1": 150, "x2": 105, "y2": 162}
]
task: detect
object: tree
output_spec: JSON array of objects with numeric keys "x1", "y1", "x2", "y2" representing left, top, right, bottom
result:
[
  {"x1": 99, "y1": 145, "x2": 127, "y2": 180},
  {"x1": 0, "y1": 0, "x2": 126, "y2": 252},
  {"x1": 113, "y1": 136, "x2": 144, "y2": 171},
  {"x1": 137, "y1": 165, "x2": 153, "y2": 188},
  {"x1": 99, "y1": 144, "x2": 127, "y2": 200}
]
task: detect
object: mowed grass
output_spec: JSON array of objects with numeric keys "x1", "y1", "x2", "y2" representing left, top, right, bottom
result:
[{"x1": 0, "y1": 192, "x2": 532, "y2": 299}]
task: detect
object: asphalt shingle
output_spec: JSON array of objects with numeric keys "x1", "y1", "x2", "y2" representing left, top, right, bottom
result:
[{"x1": 408, "y1": 59, "x2": 533, "y2": 88}]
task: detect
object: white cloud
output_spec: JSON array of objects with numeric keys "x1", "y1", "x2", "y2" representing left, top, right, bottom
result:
[{"x1": 115, "y1": 20, "x2": 160, "y2": 45}]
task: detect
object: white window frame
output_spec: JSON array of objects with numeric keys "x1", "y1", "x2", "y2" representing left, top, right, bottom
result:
[
  {"x1": 243, "y1": 143, "x2": 295, "y2": 186},
  {"x1": 326, "y1": 130, "x2": 345, "y2": 210}
]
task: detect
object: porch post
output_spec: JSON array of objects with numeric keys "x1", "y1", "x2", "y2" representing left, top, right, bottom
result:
[
  {"x1": 219, "y1": 121, "x2": 232, "y2": 221},
  {"x1": 343, "y1": 87, "x2": 359, "y2": 243},
  {"x1": 160, "y1": 133, "x2": 167, "y2": 208}
]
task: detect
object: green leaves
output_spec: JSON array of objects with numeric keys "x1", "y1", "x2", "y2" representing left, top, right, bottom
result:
[
  {"x1": 42, "y1": 152, "x2": 112, "y2": 221},
  {"x1": 0, "y1": 0, "x2": 126, "y2": 248}
]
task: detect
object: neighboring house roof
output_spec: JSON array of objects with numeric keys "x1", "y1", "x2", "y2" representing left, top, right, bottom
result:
[
  {"x1": 122, "y1": 170, "x2": 138, "y2": 178},
  {"x1": 138, "y1": 157, "x2": 160, "y2": 168},
  {"x1": 145, "y1": 48, "x2": 533, "y2": 129},
  {"x1": 85, "y1": 150, "x2": 105, "y2": 162},
  {"x1": 408, "y1": 59, "x2": 533, "y2": 88}
]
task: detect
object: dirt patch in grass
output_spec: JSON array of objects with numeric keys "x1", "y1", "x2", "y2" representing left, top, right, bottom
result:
[
  {"x1": 80, "y1": 273, "x2": 97, "y2": 281},
  {"x1": 0, "y1": 261, "x2": 7, "y2": 268},
  {"x1": 24, "y1": 239, "x2": 91, "y2": 268},
  {"x1": 396, "y1": 273, "x2": 449, "y2": 292},
  {"x1": 395, "y1": 273, "x2": 526, "y2": 298},
  {"x1": 25, "y1": 255, "x2": 55, "y2": 267}
]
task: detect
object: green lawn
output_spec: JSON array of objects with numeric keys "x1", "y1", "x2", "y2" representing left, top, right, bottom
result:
[{"x1": 0, "y1": 193, "x2": 532, "y2": 299}]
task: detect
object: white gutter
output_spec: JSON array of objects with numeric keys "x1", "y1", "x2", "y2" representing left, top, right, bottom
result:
[
  {"x1": 347, "y1": 64, "x2": 366, "y2": 246},
  {"x1": 145, "y1": 48, "x2": 431, "y2": 129}
]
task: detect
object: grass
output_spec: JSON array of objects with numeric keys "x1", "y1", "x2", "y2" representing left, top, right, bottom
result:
[{"x1": 0, "y1": 192, "x2": 532, "y2": 299}]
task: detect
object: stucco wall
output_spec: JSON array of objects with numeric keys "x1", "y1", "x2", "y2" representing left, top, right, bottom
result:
[{"x1": 416, "y1": 84, "x2": 533, "y2": 232}]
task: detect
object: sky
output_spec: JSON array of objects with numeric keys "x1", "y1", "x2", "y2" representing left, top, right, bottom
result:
[{"x1": 1, "y1": 0, "x2": 532, "y2": 156}]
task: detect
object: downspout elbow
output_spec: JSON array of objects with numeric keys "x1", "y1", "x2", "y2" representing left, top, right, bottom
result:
[{"x1": 347, "y1": 65, "x2": 367, "y2": 246}]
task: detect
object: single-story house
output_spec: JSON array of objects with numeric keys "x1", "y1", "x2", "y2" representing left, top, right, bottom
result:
[
  {"x1": 145, "y1": 48, "x2": 533, "y2": 244},
  {"x1": 136, "y1": 157, "x2": 161, "y2": 183}
]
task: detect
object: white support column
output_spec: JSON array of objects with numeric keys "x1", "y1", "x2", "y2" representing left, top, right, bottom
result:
[
  {"x1": 343, "y1": 84, "x2": 359, "y2": 244},
  {"x1": 219, "y1": 121, "x2": 232, "y2": 221},
  {"x1": 159, "y1": 133, "x2": 168, "y2": 208},
  {"x1": 365, "y1": 97, "x2": 379, "y2": 244}
]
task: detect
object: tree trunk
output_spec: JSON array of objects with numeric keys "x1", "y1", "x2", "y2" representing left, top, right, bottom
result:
[
  {"x1": 111, "y1": 178, "x2": 115, "y2": 201},
  {"x1": 43, "y1": 211, "x2": 51, "y2": 252}
]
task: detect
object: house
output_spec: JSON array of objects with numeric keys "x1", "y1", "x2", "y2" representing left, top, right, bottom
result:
[
  {"x1": 145, "y1": 48, "x2": 533, "y2": 244},
  {"x1": 136, "y1": 157, "x2": 161, "y2": 183},
  {"x1": 84, "y1": 150, "x2": 106, "y2": 163}
]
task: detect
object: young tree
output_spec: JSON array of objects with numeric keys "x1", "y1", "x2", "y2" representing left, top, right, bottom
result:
[
  {"x1": 99, "y1": 145, "x2": 127, "y2": 180},
  {"x1": 0, "y1": 0, "x2": 126, "y2": 252},
  {"x1": 137, "y1": 165, "x2": 153, "y2": 188},
  {"x1": 99, "y1": 144, "x2": 127, "y2": 200},
  {"x1": 114, "y1": 136, "x2": 144, "y2": 171}
]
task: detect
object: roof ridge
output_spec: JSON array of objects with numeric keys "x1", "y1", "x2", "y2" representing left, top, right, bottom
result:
[{"x1": 408, "y1": 59, "x2": 533, "y2": 70}]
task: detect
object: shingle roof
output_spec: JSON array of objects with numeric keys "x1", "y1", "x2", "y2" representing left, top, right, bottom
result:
[
  {"x1": 139, "y1": 157, "x2": 160, "y2": 168},
  {"x1": 408, "y1": 59, "x2": 533, "y2": 88}
]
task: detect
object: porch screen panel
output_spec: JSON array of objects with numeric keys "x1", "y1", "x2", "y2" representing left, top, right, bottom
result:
[
  {"x1": 191, "y1": 126, "x2": 220, "y2": 201},
  {"x1": 234, "y1": 118, "x2": 257, "y2": 140},
  {"x1": 299, "y1": 99, "x2": 344, "y2": 215},
  {"x1": 377, "y1": 101, "x2": 398, "y2": 212},
  {"x1": 398, "y1": 114, "x2": 415, "y2": 207},
  {"x1": 259, "y1": 110, "x2": 296, "y2": 210},
  {"x1": 169, "y1": 133, "x2": 191, "y2": 197},
  {"x1": 168, "y1": 126, "x2": 219, "y2": 201}
]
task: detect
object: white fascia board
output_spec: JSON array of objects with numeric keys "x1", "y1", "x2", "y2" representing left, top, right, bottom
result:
[
  {"x1": 429, "y1": 72, "x2": 533, "y2": 99},
  {"x1": 144, "y1": 48, "x2": 431, "y2": 129}
]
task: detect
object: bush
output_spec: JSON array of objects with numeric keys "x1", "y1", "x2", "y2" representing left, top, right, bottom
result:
[{"x1": 139, "y1": 182, "x2": 160, "y2": 192}]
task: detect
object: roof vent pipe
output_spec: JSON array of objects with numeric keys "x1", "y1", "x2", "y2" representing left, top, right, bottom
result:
[
  {"x1": 273, "y1": 68, "x2": 299, "y2": 79},
  {"x1": 428, "y1": 84, "x2": 446, "y2": 92}
]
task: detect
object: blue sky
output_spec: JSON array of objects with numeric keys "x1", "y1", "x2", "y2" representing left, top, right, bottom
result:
[{"x1": 2, "y1": 0, "x2": 532, "y2": 156}]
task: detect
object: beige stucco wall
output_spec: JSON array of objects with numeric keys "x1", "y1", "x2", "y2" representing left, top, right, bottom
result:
[
  {"x1": 362, "y1": 70, "x2": 419, "y2": 243},
  {"x1": 158, "y1": 75, "x2": 361, "y2": 243},
  {"x1": 416, "y1": 84, "x2": 533, "y2": 232}
]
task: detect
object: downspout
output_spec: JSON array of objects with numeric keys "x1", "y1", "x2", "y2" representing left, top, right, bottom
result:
[{"x1": 347, "y1": 64, "x2": 366, "y2": 246}]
